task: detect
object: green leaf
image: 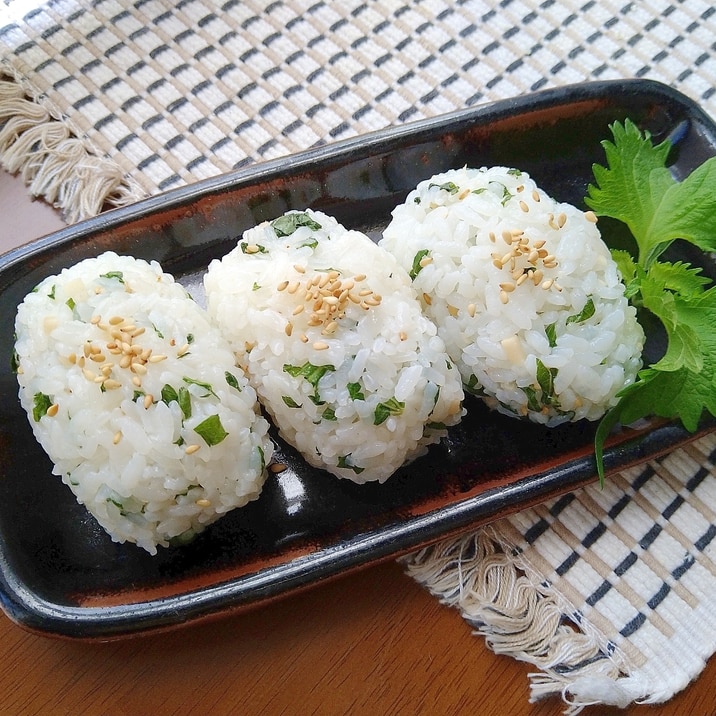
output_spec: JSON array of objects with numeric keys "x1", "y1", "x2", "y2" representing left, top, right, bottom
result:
[
  {"x1": 193, "y1": 414, "x2": 229, "y2": 446},
  {"x1": 566, "y1": 297, "x2": 595, "y2": 325},
  {"x1": 347, "y1": 382, "x2": 365, "y2": 401},
  {"x1": 183, "y1": 377, "x2": 218, "y2": 399},
  {"x1": 586, "y1": 119, "x2": 716, "y2": 268},
  {"x1": 100, "y1": 271, "x2": 124, "y2": 283},
  {"x1": 429, "y1": 181, "x2": 459, "y2": 194},
  {"x1": 32, "y1": 393, "x2": 53, "y2": 422},
  {"x1": 283, "y1": 361, "x2": 335, "y2": 404},
  {"x1": 282, "y1": 395, "x2": 301, "y2": 408},
  {"x1": 409, "y1": 249, "x2": 430, "y2": 280},
  {"x1": 271, "y1": 212, "x2": 322, "y2": 237},
  {"x1": 374, "y1": 397, "x2": 405, "y2": 425},
  {"x1": 225, "y1": 372, "x2": 241, "y2": 390}
]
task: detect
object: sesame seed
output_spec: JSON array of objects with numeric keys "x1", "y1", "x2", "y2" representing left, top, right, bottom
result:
[
  {"x1": 584, "y1": 210, "x2": 597, "y2": 223},
  {"x1": 502, "y1": 230, "x2": 512, "y2": 244},
  {"x1": 244, "y1": 244, "x2": 260, "y2": 254},
  {"x1": 500, "y1": 290, "x2": 509, "y2": 304},
  {"x1": 532, "y1": 190, "x2": 540, "y2": 202},
  {"x1": 292, "y1": 304, "x2": 305, "y2": 316},
  {"x1": 557, "y1": 213, "x2": 567, "y2": 228},
  {"x1": 185, "y1": 444, "x2": 201, "y2": 455},
  {"x1": 313, "y1": 341, "x2": 329, "y2": 350},
  {"x1": 144, "y1": 394, "x2": 154, "y2": 409},
  {"x1": 419, "y1": 255, "x2": 433, "y2": 267},
  {"x1": 285, "y1": 322, "x2": 293, "y2": 336},
  {"x1": 293, "y1": 264, "x2": 306, "y2": 273},
  {"x1": 277, "y1": 280, "x2": 289, "y2": 291},
  {"x1": 519, "y1": 200, "x2": 529, "y2": 212},
  {"x1": 90, "y1": 315, "x2": 101, "y2": 325},
  {"x1": 287, "y1": 281, "x2": 300, "y2": 294},
  {"x1": 195, "y1": 498, "x2": 211, "y2": 507},
  {"x1": 104, "y1": 379, "x2": 122, "y2": 390},
  {"x1": 399, "y1": 331, "x2": 407, "y2": 341},
  {"x1": 541, "y1": 279, "x2": 554, "y2": 290},
  {"x1": 422, "y1": 292, "x2": 432, "y2": 306},
  {"x1": 46, "y1": 403, "x2": 59, "y2": 417},
  {"x1": 447, "y1": 304, "x2": 458, "y2": 317},
  {"x1": 499, "y1": 282, "x2": 515, "y2": 292},
  {"x1": 109, "y1": 316, "x2": 124, "y2": 325},
  {"x1": 113, "y1": 431, "x2": 122, "y2": 445},
  {"x1": 467, "y1": 303, "x2": 476, "y2": 317},
  {"x1": 148, "y1": 354, "x2": 167, "y2": 363}
]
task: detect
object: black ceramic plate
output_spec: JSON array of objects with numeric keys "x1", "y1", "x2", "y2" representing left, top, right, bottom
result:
[{"x1": 1, "y1": 79, "x2": 715, "y2": 640}]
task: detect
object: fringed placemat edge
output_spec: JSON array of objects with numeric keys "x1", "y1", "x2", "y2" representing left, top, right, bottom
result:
[
  {"x1": 0, "y1": 61, "x2": 146, "y2": 224},
  {"x1": 400, "y1": 528, "x2": 650, "y2": 715}
]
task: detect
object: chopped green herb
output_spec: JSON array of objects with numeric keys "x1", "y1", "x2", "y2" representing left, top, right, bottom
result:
[
  {"x1": 161, "y1": 384, "x2": 191, "y2": 419},
  {"x1": 252, "y1": 282, "x2": 261, "y2": 291},
  {"x1": 566, "y1": 297, "x2": 596, "y2": 324},
  {"x1": 100, "y1": 271, "x2": 124, "y2": 283},
  {"x1": 299, "y1": 238, "x2": 319, "y2": 250},
  {"x1": 337, "y1": 454, "x2": 364, "y2": 474},
  {"x1": 282, "y1": 395, "x2": 301, "y2": 408},
  {"x1": 240, "y1": 241, "x2": 268, "y2": 254},
  {"x1": 535, "y1": 359, "x2": 558, "y2": 407},
  {"x1": 225, "y1": 372, "x2": 241, "y2": 390},
  {"x1": 429, "y1": 181, "x2": 460, "y2": 194},
  {"x1": 409, "y1": 249, "x2": 430, "y2": 280},
  {"x1": 183, "y1": 377, "x2": 217, "y2": 399},
  {"x1": 283, "y1": 361, "x2": 335, "y2": 404},
  {"x1": 271, "y1": 212, "x2": 322, "y2": 237},
  {"x1": 193, "y1": 414, "x2": 228, "y2": 446},
  {"x1": 66, "y1": 297, "x2": 76, "y2": 311},
  {"x1": 32, "y1": 392, "x2": 53, "y2": 422},
  {"x1": 48, "y1": 285, "x2": 56, "y2": 299},
  {"x1": 321, "y1": 406, "x2": 337, "y2": 421},
  {"x1": 374, "y1": 397, "x2": 405, "y2": 425},
  {"x1": 545, "y1": 322, "x2": 558, "y2": 348},
  {"x1": 347, "y1": 382, "x2": 365, "y2": 401}
]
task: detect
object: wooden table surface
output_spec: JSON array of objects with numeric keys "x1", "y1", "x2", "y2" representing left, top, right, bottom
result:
[{"x1": 1, "y1": 169, "x2": 715, "y2": 716}]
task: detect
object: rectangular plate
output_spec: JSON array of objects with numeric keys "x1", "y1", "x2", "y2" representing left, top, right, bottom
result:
[{"x1": 1, "y1": 79, "x2": 715, "y2": 639}]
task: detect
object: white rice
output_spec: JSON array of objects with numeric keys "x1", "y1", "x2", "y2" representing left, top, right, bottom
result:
[
  {"x1": 14, "y1": 252, "x2": 273, "y2": 554},
  {"x1": 204, "y1": 209, "x2": 464, "y2": 483},
  {"x1": 379, "y1": 166, "x2": 644, "y2": 425}
]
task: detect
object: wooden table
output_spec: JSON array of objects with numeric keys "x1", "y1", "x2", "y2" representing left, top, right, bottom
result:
[{"x1": 1, "y1": 169, "x2": 714, "y2": 716}]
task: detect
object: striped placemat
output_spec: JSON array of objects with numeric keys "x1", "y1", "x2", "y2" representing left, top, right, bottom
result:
[{"x1": 3, "y1": 1, "x2": 716, "y2": 711}]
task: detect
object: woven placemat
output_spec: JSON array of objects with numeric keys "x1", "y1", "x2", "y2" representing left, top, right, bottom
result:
[{"x1": 2, "y1": 1, "x2": 716, "y2": 712}]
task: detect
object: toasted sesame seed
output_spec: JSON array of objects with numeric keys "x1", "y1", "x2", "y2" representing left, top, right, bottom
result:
[
  {"x1": 419, "y1": 255, "x2": 433, "y2": 267},
  {"x1": 422, "y1": 292, "x2": 432, "y2": 305},
  {"x1": 144, "y1": 394, "x2": 154, "y2": 409},
  {"x1": 132, "y1": 376, "x2": 142, "y2": 387},
  {"x1": 323, "y1": 320, "x2": 338, "y2": 334},
  {"x1": 287, "y1": 281, "x2": 300, "y2": 294},
  {"x1": 399, "y1": 331, "x2": 408, "y2": 341},
  {"x1": 285, "y1": 322, "x2": 293, "y2": 337},
  {"x1": 516, "y1": 273, "x2": 529, "y2": 286},
  {"x1": 447, "y1": 304, "x2": 459, "y2": 317},
  {"x1": 90, "y1": 353, "x2": 105, "y2": 363},
  {"x1": 68, "y1": 353, "x2": 77, "y2": 364},
  {"x1": 109, "y1": 316, "x2": 124, "y2": 325},
  {"x1": 195, "y1": 498, "x2": 211, "y2": 507},
  {"x1": 502, "y1": 230, "x2": 513, "y2": 244},
  {"x1": 313, "y1": 341, "x2": 329, "y2": 350},
  {"x1": 499, "y1": 282, "x2": 515, "y2": 292},
  {"x1": 131, "y1": 363, "x2": 148, "y2": 375},
  {"x1": 532, "y1": 190, "x2": 540, "y2": 202},
  {"x1": 584, "y1": 210, "x2": 598, "y2": 223},
  {"x1": 113, "y1": 431, "x2": 122, "y2": 445},
  {"x1": 293, "y1": 264, "x2": 306, "y2": 273},
  {"x1": 90, "y1": 315, "x2": 101, "y2": 325},
  {"x1": 500, "y1": 290, "x2": 509, "y2": 304},
  {"x1": 277, "y1": 280, "x2": 289, "y2": 291},
  {"x1": 354, "y1": 274, "x2": 366, "y2": 282},
  {"x1": 292, "y1": 304, "x2": 305, "y2": 316},
  {"x1": 185, "y1": 444, "x2": 201, "y2": 455},
  {"x1": 467, "y1": 303, "x2": 476, "y2": 317},
  {"x1": 519, "y1": 200, "x2": 529, "y2": 212},
  {"x1": 244, "y1": 244, "x2": 260, "y2": 254},
  {"x1": 300, "y1": 334, "x2": 309, "y2": 343},
  {"x1": 541, "y1": 279, "x2": 554, "y2": 290},
  {"x1": 47, "y1": 403, "x2": 59, "y2": 417},
  {"x1": 533, "y1": 239, "x2": 546, "y2": 249},
  {"x1": 489, "y1": 232, "x2": 496, "y2": 242},
  {"x1": 149, "y1": 354, "x2": 167, "y2": 363}
]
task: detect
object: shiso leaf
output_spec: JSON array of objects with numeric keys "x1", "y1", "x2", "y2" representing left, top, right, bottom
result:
[
  {"x1": 588, "y1": 120, "x2": 716, "y2": 484},
  {"x1": 193, "y1": 414, "x2": 229, "y2": 446},
  {"x1": 409, "y1": 249, "x2": 430, "y2": 280},
  {"x1": 271, "y1": 212, "x2": 322, "y2": 237},
  {"x1": 32, "y1": 392, "x2": 53, "y2": 422},
  {"x1": 374, "y1": 397, "x2": 405, "y2": 426}
]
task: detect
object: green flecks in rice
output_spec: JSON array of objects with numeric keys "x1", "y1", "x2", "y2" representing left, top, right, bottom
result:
[
  {"x1": 204, "y1": 209, "x2": 465, "y2": 483},
  {"x1": 379, "y1": 166, "x2": 645, "y2": 426},
  {"x1": 14, "y1": 252, "x2": 274, "y2": 554}
]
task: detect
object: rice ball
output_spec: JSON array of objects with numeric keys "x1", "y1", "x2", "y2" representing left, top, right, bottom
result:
[{"x1": 379, "y1": 166, "x2": 644, "y2": 425}]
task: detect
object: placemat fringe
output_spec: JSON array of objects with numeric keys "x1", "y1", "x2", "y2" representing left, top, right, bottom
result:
[
  {"x1": 402, "y1": 530, "x2": 641, "y2": 714},
  {"x1": 0, "y1": 73, "x2": 145, "y2": 224}
]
